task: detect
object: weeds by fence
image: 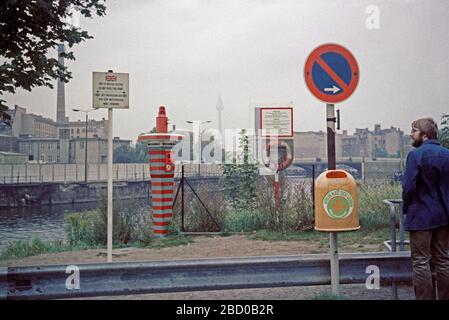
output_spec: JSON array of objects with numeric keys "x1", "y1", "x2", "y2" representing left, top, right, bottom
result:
[{"x1": 172, "y1": 174, "x2": 401, "y2": 233}]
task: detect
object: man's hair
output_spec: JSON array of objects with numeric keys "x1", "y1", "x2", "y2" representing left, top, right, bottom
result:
[{"x1": 412, "y1": 117, "x2": 438, "y2": 139}]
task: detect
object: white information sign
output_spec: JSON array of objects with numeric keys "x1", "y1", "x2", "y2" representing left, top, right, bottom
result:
[
  {"x1": 93, "y1": 72, "x2": 129, "y2": 109},
  {"x1": 259, "y1": 107, "x2": 293, "y2": 137}
]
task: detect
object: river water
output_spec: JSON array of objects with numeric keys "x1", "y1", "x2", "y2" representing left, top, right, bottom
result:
[{"x1": 0, "y1": 201, "x2": 150, "y2": 251}]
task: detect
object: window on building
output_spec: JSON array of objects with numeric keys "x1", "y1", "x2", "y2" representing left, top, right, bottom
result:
[
  {"x1": 71, "y1": 128, "x2": 74, "y2": 134},
  {"x1": 40, "y1": 155, "x2": 44, "y2": 162},
  {"x1": 48, "y1": 155, "x2": 52, "y2": 162},
  {"x1": 80, "y1": 141, "x2": 84, "y2": 149},
  {"x1": 56, "y1": 155, "x2": 60, "y2": 163},
  {"x1": 77, "y1": 128, "x2": 80, "y2": 134}
]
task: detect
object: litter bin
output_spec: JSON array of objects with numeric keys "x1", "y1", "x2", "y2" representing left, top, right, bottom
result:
[{"x1": 314, "y1": 170, "x2": 360, "y2": 232}]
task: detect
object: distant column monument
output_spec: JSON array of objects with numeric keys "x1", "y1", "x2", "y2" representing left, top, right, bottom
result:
[{"x1": 216, "y1": 94, "x2": 224, "y2": 133}]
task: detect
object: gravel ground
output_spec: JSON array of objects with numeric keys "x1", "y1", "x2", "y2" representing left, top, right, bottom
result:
[{"x1": 85, "y1": 284, "x2": 415, "y2": 300}]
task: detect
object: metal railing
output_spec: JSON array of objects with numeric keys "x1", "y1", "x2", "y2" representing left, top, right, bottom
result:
[
  {"x1": 383, "y1": 199, "x2": 412, "y2": 299},
  {"x1": 1, "y1": 252, "x2": 412, "y2": 300},
  {"x1": 383, "y1": 199, "x2": 408, "y2": 252}
]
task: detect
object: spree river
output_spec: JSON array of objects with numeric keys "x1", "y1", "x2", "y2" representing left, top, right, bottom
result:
[{"x1": 0, "y1": 200, "x2": 150, "y2": 251}]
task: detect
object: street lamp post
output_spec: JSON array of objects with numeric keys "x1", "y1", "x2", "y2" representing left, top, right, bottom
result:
[
  {"x1": 73, "y1": 108, "x2": 95, "y2": 183},
  {"x1": 186, "y1": 120, "x2": 211, "y2": 176}
]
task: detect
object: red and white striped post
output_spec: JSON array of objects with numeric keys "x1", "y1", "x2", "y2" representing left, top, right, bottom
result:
[{"x1": 138, "y1": 106, "x2": 183, "y2": 238}]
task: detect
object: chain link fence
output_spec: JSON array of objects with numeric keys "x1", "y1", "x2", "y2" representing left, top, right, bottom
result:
[{"x1": 171, "y1": 166, "x2": 402, "y2": 233}]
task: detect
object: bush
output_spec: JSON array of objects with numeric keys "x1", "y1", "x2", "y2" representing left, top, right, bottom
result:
[
  {"x1": 65, "y1": 197, "x2": 151, "y2": 246},
  {"x1": 223, "y1": 209, "x2": 265, "y2": 232},
  {"x1": 65, "y1": 211, "x2": 97, "y2": 246},
  {"x1": 253, "y1": 176, "x2": 314, "y2": 232}
]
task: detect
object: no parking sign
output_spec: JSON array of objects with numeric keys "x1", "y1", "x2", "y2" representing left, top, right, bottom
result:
[{"x1": 304, "y1": 43, "x2": 359, "y2": 103}]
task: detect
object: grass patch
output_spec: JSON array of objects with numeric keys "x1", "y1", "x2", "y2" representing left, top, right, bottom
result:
[
  {"x1": 309, "y1": 291, "x2": 349, "y2": 300},
  {"x1": 0, "y1": 237, "x2": 99, "y2": 261},
  {"x1": 223, "y1": 209, "x2": 266, "y2": 232},
  {"x1": 247, "y1": 228, "x2": 395, "y2": 252},
  {"x1": 248, "y1": 229, "x2": 324, "y2": 242},
  {"x1": 0, "y1": 233, "x2": 195, "y2": 261},
  {"x1": 139, "y1": 234, "x2": 194, "y2": 250}
]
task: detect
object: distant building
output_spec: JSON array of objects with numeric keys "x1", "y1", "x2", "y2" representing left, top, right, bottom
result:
[
  {"x1": 294, "y1": 124, "x2": 410, "y2": 161},
  {"x1": 18, "y1": 137, "x2": 69, "y2": 163},
  {"x1": 0, "y1": 135, "x2": 18, "y2": 153},
  {"x1": 65, "y1": 118, "x2": 109, "y2": 139},
  {"x1": 293, "y1": 131, "x2": 343, "y2": 161},
  {"x1": 2, "y1": 105, "x2": 59, "y2": 138},
  {"x1": 70, "y1": 137, "x2": 130, "y2": 164},
  {"x1": 18, "y1": 136, "x2": 130, "y2": 164},
  {"x1": 0, "y1": 152, "x2": 28, "y2": 165}
]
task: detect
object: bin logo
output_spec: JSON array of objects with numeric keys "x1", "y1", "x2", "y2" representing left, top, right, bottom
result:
[{"x1": 323, "y1": 189, "x2": 354, "y2": 219}]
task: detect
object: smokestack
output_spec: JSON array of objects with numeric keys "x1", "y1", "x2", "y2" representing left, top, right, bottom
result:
[{"x1": 56, "y1": 44, "x2": 67, "y2": 124}]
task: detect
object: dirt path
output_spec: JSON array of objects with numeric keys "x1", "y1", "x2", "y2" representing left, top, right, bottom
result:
[{"x1": 0, "y1": 235, "x2": 382, "y2": 267}]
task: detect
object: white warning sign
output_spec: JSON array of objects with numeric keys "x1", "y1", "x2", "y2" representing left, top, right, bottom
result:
[{"x1": 93, "y1": 72, "x2": 129, "y2": 109}]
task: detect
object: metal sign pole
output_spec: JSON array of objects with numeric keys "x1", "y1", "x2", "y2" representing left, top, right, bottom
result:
[
  {"x1": 107, "y1": 107, "x2": 113, "y2": 263},
  {"x1": 275, "y1": 171, "x2": 279, "y2": 209},
  {"x1": 326, "y1": 103, "x2": 339, "y2": 294}
]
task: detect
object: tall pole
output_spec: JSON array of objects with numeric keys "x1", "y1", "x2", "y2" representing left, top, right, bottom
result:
[
  {"x1": 84, "y1": 113, "x2": 88, "y2": 183},
  {"x1": 275, "y1": 171, "x2": 279, "y2": 209},
  {"x1": 198, "y1": 126, "x2": 201, "y2": 176},
  {"x1": 181, "y1": 164, "x2": 185, "y2": 232},
  {"x1": 107, "y1": 107, "x2": 113, "y2": 262},
  {"x1": 326, "y1": 103, "x2": 339, "y2": 294}
]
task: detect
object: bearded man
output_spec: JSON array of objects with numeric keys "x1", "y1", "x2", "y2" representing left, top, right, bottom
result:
[{"x1": 402, "y1": 117, "x2": 449, "y2": 300}]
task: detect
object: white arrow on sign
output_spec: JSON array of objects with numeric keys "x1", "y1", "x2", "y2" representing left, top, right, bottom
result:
[{"x1": 324, "y1": 85, "x2": 340, "y2": 94}]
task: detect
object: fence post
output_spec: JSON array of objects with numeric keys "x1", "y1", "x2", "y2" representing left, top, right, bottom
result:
[{"x1": 361, "y1": 157, "x2": 366, "y2": 184}]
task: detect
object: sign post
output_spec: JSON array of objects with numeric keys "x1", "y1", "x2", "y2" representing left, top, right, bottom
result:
[
  {"x1": 304, "y1": 43, "x2": 359, "y2": 294},
  {"x1": 93, "y1": 70, "x2": 129, "y2": 262},
  {"x1": 256, "y1": 106, "x2": 294, "y2": 209}
]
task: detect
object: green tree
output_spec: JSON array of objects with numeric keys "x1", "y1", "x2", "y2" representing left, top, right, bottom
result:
[
  {"x1": 0, "y1": 1, "x2": 106, "y2": 120},
  {"x1": 221, "y1": 129, "x2": 259, "y2": 210},
  {"x1": 114, "y1": 142, "x2": 148, "y2": 163},
  {"x1": 440, "y1": 114, "x2": 449, "y2": 149}
]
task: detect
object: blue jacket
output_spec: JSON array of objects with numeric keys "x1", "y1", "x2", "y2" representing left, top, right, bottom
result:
[{"x1": 402, "y1": 139, "x2": 449, "y2": 231}]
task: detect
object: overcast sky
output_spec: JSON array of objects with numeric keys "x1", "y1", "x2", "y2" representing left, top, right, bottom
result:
[{"x1": 3, "y1": 0, "x2": 449, "y2": 141}]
